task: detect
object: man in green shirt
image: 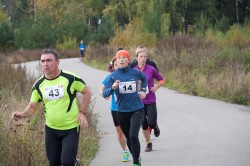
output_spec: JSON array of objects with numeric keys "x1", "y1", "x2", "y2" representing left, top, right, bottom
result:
[{"x1": 11, "y1": 49, "x2": 91, "y2": 166}]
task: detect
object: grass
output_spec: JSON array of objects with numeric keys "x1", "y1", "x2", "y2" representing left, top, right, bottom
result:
[
  {"x1": 84, "y1": 35, "x2": 250, "y2": 105},
  {"x1": 149, "y1": 35, "x2": 249, "y2": 105}
]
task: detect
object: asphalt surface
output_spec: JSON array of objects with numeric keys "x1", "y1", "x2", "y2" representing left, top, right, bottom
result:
[{"x1": 22, "y1": 58, "x2": 250, "y2": 166}]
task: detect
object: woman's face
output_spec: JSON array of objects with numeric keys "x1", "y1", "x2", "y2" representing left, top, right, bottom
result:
[
  {"x1": 113, "y1": 60, "x2": 118, "y2": 70},
  {"x1": 137, "y1": 51, "x2": 148, "y2": 66},
  {"x1": 116, "y1": 56, "x2": 129, "y2": 68}
]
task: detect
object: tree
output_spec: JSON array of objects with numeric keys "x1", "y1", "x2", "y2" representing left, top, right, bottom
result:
[
  {"x1": 0, "y1": 6, "x2": 14, "y2": 51},
  {"x1": 142, "y1": 4, "x2": 161, "y2": 38},
  {"x1": 114, "y1": 0, "x2": 129, "y2": 28},
  {"x1": 215, "y1": 0, "x2": 250, "y2": 24},
  {"x1": 14, "y1": 11, "x2": 56, "y2": 49},
  {"x1": 93, "y1": 14, "x2": 115, "y2": 44}
]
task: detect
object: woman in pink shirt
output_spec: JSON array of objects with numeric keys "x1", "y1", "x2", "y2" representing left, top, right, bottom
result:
[{"x1": 134, "y1": 45, "x2": 164, "y2": 152}]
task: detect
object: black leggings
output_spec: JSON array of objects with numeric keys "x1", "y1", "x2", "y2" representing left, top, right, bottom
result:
[
  {"x1": 142, "y1": 103, "x2": 157, "y2": 130},
  {"x1": 111, "y1": 111, "x2": 119, "y2": 126},
  {"x1": 45, "y1": 125, "x2": 80, "y2": 166},
  {"x1": 116, "y1": 108, "x2": 144, "y2": 164}
]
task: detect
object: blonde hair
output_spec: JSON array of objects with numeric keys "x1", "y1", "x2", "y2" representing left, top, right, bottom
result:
[{"x1": 135, "y1": 45, "x2": 148, "y2": 57}]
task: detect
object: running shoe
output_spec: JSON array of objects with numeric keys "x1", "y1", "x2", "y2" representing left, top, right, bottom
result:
[
  {"x1": 122, "y1": 151, "x2": 129, "y2": 162},
  {"x1": 132, "y1": 158, "x2": 141, "y2": 166},
  {"x1": 133, "y1": 164, "x2": 141, "y2": 166},
  {"x1": 145, "y1": 142, "x2": 152, "y2": 152},
  {"x1": 154, "y1": 124, "x2": 160, "y2": 137}
]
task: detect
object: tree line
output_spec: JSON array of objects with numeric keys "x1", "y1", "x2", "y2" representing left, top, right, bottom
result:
[{"x1": 0, "y1": 0, "x2": 249, "y2": 51}]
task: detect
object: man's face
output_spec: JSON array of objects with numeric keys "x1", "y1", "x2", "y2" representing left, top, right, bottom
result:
[
  {"x1": 137, "y1": 51, "x2": 148, "y2": 66},
  {"x1": 40, "y1": 53, "x2": 59, "y2": 75}
]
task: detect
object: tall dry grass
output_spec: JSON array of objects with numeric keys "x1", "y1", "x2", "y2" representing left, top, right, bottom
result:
[
  {"x1": 84, "y1": 34, "x2": 249, "y2": 105},
  {"x1": 152, "y1": 35, "x2": 249, "y2": 105}
]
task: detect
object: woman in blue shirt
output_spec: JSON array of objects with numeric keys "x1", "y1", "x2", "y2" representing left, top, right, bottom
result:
[
  {"x1": 100, "y1": 57, "x2": 129, "y2": 162},
  {"x1": 102, "y1": 50, "x2": 147, "y2": 166}
]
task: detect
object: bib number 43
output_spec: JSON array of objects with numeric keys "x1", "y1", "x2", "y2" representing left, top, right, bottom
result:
[{"x1": 44, "y1": 85, "x2": 64, "y2": 100}]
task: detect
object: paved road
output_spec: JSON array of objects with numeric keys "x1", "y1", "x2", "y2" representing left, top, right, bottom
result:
[{"x1": 22, "y1": 58, "x2": 250, "y2": 166}]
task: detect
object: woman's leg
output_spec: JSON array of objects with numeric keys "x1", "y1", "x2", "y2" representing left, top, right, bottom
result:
[
  {"x1": 111, "y1": 111, "x2": 127, "y2": 151},
  {"x1": 130, "y1": 108, "x2": 144, "y2": 164},
  {"x1": 146, "y1": 103, "x2": 157, "y2": 129},
  {"x1": 116, "y1": 112, "x2": 132, "y2": 152}
]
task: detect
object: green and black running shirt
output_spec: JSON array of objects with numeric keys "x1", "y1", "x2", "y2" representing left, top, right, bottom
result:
[{"x1": 31, "y1": 70, "x2": 86, "y2": 130}]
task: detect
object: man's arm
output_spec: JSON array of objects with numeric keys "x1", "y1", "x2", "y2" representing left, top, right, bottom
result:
[
  {"x1": 12, "y1": 101, "x2": 38, "y2": 121},
  {"x1": 76, "y1": 86, "x2": 91, "y2": 129},
  {"x1": 79, "y1": 86, "x2": 91, "y2": 115}
]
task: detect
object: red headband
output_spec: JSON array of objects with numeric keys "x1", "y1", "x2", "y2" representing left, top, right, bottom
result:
[{"x1": 115, "y1": 50, "x2": 130, "y2": 61}]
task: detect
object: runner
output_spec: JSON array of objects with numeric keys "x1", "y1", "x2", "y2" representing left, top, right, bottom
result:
[
  {"x1": 102, "y1": 50, "x2": 147, "y2": 166},
  {"x1": 11, "y1": 49, "x2": 91, "y2": 166},
  {"x1": 99, "y1": 56, "x2": 129, "y2": 162},
  {"x1": 133, "y1": 45, "x2": 160, "y2": 135},
  {"x1": 134, "y1": 45, "x2": 164, "y2": 152},
  {"x1": 79, "y1": 40, "x2": 86, "y2": 58}
]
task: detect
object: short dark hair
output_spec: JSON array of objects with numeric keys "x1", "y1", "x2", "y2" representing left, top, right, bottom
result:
[
  {"x1": 117, "y1": 47, "x2": 123, "y2": 52},
  {"x1": 41, "y1": 49, "x2": 59, "y2": 60}
]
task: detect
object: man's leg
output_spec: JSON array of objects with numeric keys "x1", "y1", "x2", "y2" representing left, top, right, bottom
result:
[
  {"x1": 61, "y1": 127, "x2": 80, "y2": 166},
  {"x1": 45, "y1": 126, "x2": 61, "y2": 166}
]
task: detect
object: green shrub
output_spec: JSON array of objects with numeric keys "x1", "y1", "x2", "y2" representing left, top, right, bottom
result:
[
  {"x1": 0, "y1": 22, "x2": 15, "y2": 51},
  {"x1": 110, "y1": 18, "x2": 157, "y2": 48},
  {"x1": 215, "y1": 15, "x2": 230, "y2": 32},
  {"x1": 56, "y1": 36, "x2": 78, "y2": 50},
  {"x1": 225, "y1": 24, "x2": 250, "y2": 48}
]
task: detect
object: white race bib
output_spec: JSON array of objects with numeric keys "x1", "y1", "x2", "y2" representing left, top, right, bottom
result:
[
  {"x1": 44, "y1": 85, "x2": 64, "y2": 100},
  {"x1": 119, "y1": 81, "x2": 136, "y2": 94}
]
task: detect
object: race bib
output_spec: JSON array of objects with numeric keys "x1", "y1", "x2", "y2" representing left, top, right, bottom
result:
[
  {"x1": 44, "y1": 85, "x2": 64, "y2": 100},
  {"x1": 119, "y1": 81, "x2": 136, "y2": 94}
]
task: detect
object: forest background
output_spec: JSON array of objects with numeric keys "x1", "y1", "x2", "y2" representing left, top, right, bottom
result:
[
  {"x1": 0, "y1": 0, "x2": 249, "y2": 165},
  {"x1": 0, "y1": 0, "x2": 249, "y2": 105}
]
